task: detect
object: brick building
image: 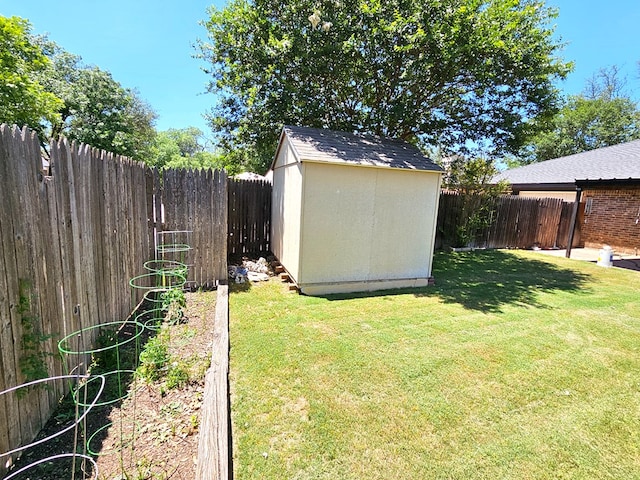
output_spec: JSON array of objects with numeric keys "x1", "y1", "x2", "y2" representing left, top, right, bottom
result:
[
  {"x1": 495, "y1": 140, "x2": 640, "y2": 254},
  {"x1": 578, "y1": 180, "x2": 640, "y2": 254}
]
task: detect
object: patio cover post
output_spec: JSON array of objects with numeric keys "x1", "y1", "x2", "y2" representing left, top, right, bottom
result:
[{"x1": 566, "y1": 186, "x2": 582, "y2": 258}]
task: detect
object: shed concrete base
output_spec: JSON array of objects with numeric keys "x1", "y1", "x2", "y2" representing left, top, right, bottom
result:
[{"x1": 299, "y1": 277, "x2": 435, "y2": 296}]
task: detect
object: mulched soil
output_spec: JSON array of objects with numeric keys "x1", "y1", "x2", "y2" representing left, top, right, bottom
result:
[{"x1": 6, "y1": 291, "x2": 217, "y2": 480}]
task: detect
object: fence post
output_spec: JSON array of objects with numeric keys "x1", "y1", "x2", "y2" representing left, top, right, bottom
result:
[{"x1": 566, "y1": 187, "x2": 582, "y2": 258}]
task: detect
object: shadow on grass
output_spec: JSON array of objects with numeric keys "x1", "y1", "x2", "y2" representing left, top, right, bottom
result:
[
  {"x1": 321, "y1": 250, "x2": 591, "y2": 313},
  {"x1": 426, "y1": 250, "x2": 591, "y2": 312},
  {"x1": 229, "y1": 280, "x2": 252, "y2": 293}
]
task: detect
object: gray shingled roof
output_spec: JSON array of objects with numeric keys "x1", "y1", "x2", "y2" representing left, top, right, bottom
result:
[
  {"x1": 281, "y1": 126, "x2": 443, "y2": 172},
  {"x1": 495, "y1": 139, "x2": 640, "y2": 185}
]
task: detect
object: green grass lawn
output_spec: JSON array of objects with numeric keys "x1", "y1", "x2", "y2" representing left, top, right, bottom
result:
[{"x1": 229, "y1": 250, "x2": 640, "y2": 479}]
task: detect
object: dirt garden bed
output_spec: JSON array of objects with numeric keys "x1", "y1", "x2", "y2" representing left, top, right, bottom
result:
[{"x1": 6, "y1": 290, "x2": 217, "y2": 480}]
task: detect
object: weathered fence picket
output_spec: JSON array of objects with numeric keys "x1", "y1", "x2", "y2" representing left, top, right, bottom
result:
[{"x1": 156, "y1": 168, "x2": 228, "y2": 288}]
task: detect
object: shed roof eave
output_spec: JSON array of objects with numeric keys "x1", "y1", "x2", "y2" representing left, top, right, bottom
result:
[
  {"x1": 269, "y1": 128, "x2": 287, "y2": 171},
  {"x1": 298, "y1": 156, "x2": 444, "y2": 174},
  {"x1": 270, "y1": 129, "x2": 303, "y2": 170}
]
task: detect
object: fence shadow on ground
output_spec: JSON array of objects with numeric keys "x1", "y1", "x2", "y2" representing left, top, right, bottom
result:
[
  {"x1": 321, "y1": 250, "x2": 591, "y2": 313},
  {"x1": 424, "y1": 249, "x2": 591, "y2": 312}
]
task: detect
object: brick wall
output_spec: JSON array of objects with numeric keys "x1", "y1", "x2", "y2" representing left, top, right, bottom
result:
[{"x1": 581, "y1": 185, "x2": 640, "y2": 254}]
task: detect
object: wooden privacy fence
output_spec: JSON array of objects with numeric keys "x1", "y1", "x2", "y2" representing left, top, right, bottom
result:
[
  {"x1": 0, "y1": 125, "x2": 232, "y2": 474},
  {"x1": 155, "y1": 168, "x2": 228, "y2": 288},
  {"x1": 0, "y1": 126, "x2": 155, "y2": 473},
  {"x1": 228, "y1": 178, "x2": 272, "y2": 256},
  {"x1": 436, "y1": 192, "x2": 582, "y2": 250}
]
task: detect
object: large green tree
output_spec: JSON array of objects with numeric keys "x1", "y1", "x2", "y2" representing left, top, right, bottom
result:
[
  {"x1": 517, "y1": 67, "x2": 640, "y2": 163},
  {"x1": 35, "y1": 40, "x2": 157, "y2": 160},
  {"x1": 0, "y1": 16, "x2": 62, "y2": 135},
  {"x1": 1, "y1": 16, "x2": 157, "y2": 161},
  {"x1": 148, "y1": 127, "x2": 234, "y2": 171},
  {"x1": 198, "y1": 0, "x2": 571, "y2": 173}
]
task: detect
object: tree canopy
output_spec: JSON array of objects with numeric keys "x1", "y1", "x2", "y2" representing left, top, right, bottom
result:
[
  {"x1": 0, "y1": 16, "x2": 62, "y2": 136},
  {"x1": 517, "y1": 67, "x2": 640, "y2": 164},
  {"x1": 0, "y1": 16, "x2": 157, "y2": 161},
  {"x1": 199, "y1": 0, "x2": 571, "y2": 173},
  {"x1": 35, "y1": 39, "x2": 157, "y2": 160},
  {"x1": 147, "y1": 127, "x2": 234, "y2": 172}
]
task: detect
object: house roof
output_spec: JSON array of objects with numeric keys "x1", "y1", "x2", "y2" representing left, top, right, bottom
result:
[
  {"x1": 495, "y1": 139, "x2": 640, "y2": 187},
  {"x1": 279, "y1": 126, "x2": 443, "y2": 172}
]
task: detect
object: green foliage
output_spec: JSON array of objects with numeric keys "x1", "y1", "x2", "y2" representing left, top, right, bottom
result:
[
  {"x1": 35, "y1": 39, "x2": 157, "y2": 160},
  {"x1": 453, "y1": 195, "x2": 496, "y2": 248},
  {"x1": 0, "y1": 16, "x2": 62, "y2": 135},
  {"x1": 161, "y1": 288, "x2": 186, "y2": 325},
  {"x1": 166, "y1": 362, "x2": 190, "y2": 390},
  {"x1": 138, "y1": 328, "x2": 198, "y2": 389},
  {"x1": 138, "y1": 332, "x2": 170, "y2": 383},
  {"x1": 17, "y1": 279, "x2": 52, "y2": 386},
  {"x1": 91, "y1": 327, "x2": 119, "y2": 372},
  {"x1": 61, "y1": 69, "x2": 156, "y2": 160},
  {"x1": 519, "y1": 96, "x2": 640, "y2": 163},
  {"x1": 0, "y1": 16, "x2": 156, "y2": 160},
  {"x1": 198, "y1": 0, "x2": 571, "y2": 173},
  {"x1": 147, "y1": 127, "x2": 238, "y2": 173},
  {"x1": 518, "y1": 66, "x2": 640, "y2": 164},
  {"x1": 441, "y1": 157, "x2": 509, "y2": 247}
]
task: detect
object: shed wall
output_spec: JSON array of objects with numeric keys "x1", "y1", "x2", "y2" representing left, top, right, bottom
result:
[
  {"x1": 298, "y1": 162, "x2": 441, "y2": 292},
  {"x1": 271, "y1": 138, "x2": 304, "y2": 280}
]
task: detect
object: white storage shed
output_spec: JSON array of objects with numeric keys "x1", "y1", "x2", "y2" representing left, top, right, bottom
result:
[{"x1": 270, "y1": 126, "x2": 443, "y2": 295}]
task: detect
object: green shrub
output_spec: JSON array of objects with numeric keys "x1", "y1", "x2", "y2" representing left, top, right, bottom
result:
[
  {"x1": 138, "y1": 334, "x2": 170, "y2": 382},
  {"x1": 166, "y1": 362, "x2": 190, "y2": 389}
]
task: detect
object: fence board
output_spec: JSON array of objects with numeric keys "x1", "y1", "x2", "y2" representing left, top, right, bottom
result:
[
  {"x1": 195, "y1": 285, "x2": 229, "y2": 480},
  {"x1": 153, "y1": 168, "x2": 228, "y2": 288},
  {"x1": 51, "y1": 139, "x2": 76, "y2": 374},
  {"x1": 0, "y1": 126, "x2": 25, "y2": 466},
  {"x1": 557, "y1": 201, "x2": 583, "y2": 248},
  {"x1": 227, "y1": 178, "x2": 271, "y2": 255},
  {"x1": 23, "y1": 128, "x2": 52, "y2": 428},
  {"x1": 436, "y1": 192, "x2": 581, "y2": 251},
  {"x1": 0, "y1": 128, "x2": 170, "y2": 474},
  {"x1": 214, "y1": 170, "x2": 229, "y2": 285},
  {"x1": 16, "y1": 129, "x2": 38, "y2": 422},
  {"x1": 9, "y1": 126, "x2": 43, "y2": 447},
  {"x1": 0, "y1": 200, "x2": 10, "y2": 459},
  {"x1": 0, "y1": 130, "x2": 14, "y2": 457},
  {"x1": 42, "y1": 172, "x2": 66, "y2": 396}
]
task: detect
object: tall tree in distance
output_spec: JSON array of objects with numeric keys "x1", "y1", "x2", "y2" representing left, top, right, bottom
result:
[
  {"x1": 0, "y1": 16, "x2": 62, "y2": 136},
  {"x1": 0, "y1": 16, "x2": 157, "y2": 161},
  {"x1": 35, "y1": 39, "x2": 157, "y2": 161},
  {"x1": 147, "y1": 127, "x2": 235, "y2": 172},
  {"x1": 198, "y1": 0, "x2": 571, "y2": 173},
  {"x1": 517, "y1": 66, "x2": 640, "y2": 164}
]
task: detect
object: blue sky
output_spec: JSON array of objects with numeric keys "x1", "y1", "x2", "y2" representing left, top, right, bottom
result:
[
  {"x1": 3, "y1": 0, "x2": 640, "y2": 135},
  {"x1": 547, "y1": 0, "x2": 640, "y2": 98},
  {"x1": 2, "y1": 0, "x2": 223, "y2": 134}
]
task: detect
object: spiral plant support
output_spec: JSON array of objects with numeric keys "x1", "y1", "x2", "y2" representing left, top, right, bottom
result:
[{"x1": 0, "y1": 230, "x2": 192, "y2": 479}]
